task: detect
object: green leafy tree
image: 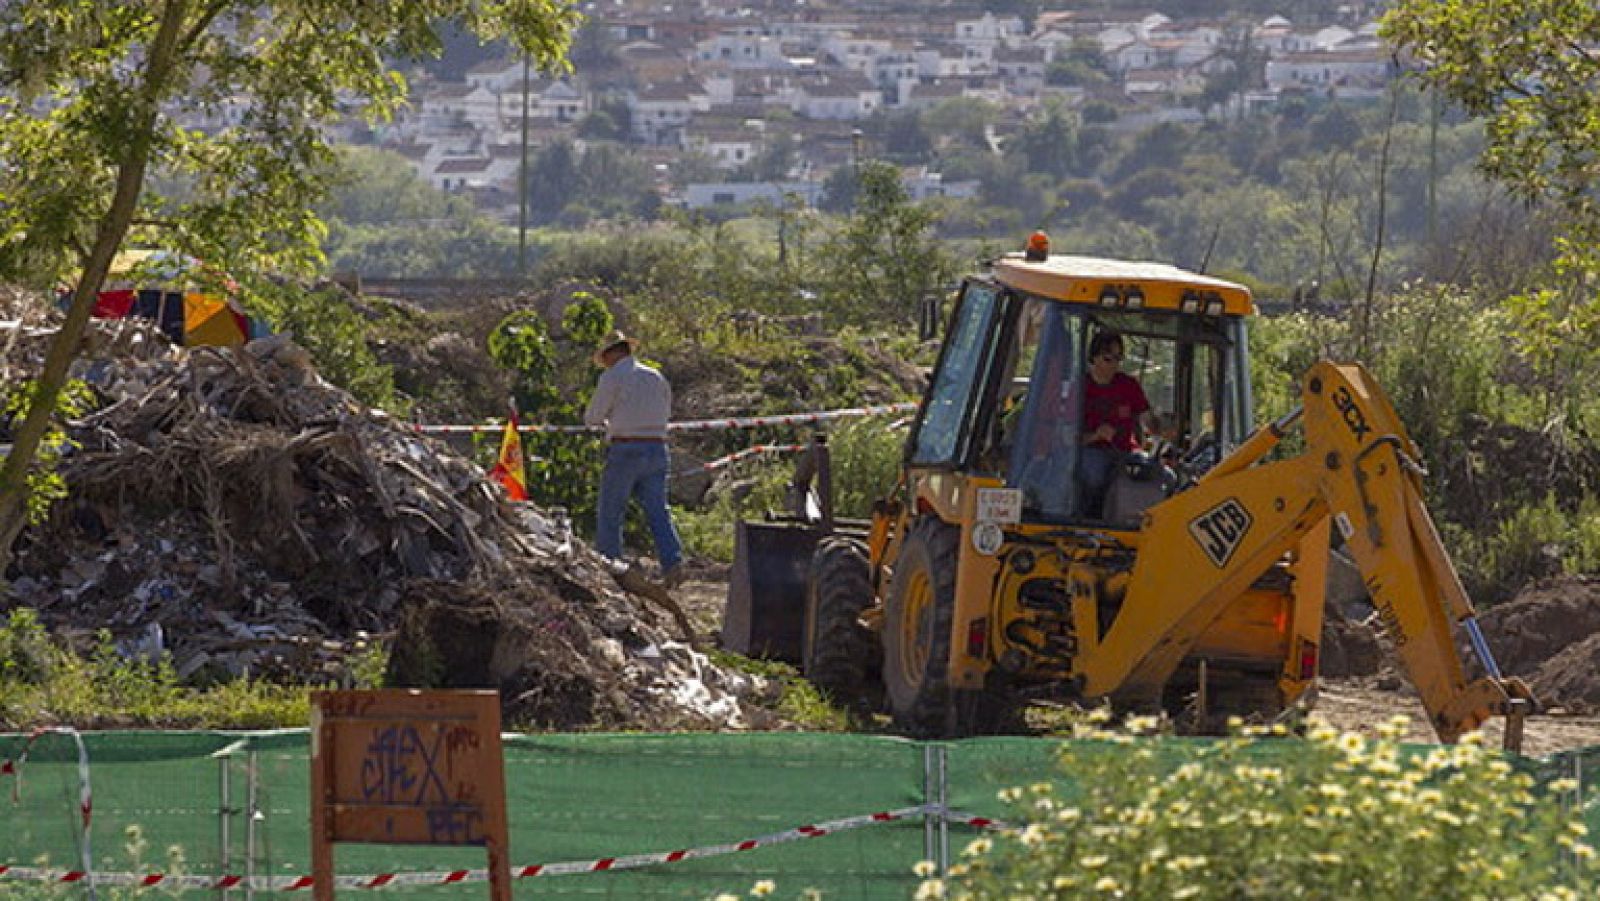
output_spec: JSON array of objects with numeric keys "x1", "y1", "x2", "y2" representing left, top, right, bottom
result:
[
  {"x1": 0, "y1": 1, "x2": 578, "y2": 574},
  {"x1": 323, "y1": 214, "x2": 525, "y2": 277},
  {"x1": 1383, "y1": 0, "x2": 1600, "y2": 232},
  {"x1": 881, "y1": 111, "x2": 934, "y2": 164},
  {"x1": 0, "y1": 381, "x2": 93, "y2": 526},
  {"x1": 1006, "y1": 100, "x2": 1081, "y2": 180},
  {"x1": 745, "y1": 130, "x2": 799, "y2": 182},
  {"x1": 819, "y1": 164, "x2": 860, "y2": 214},
  {"x1": 923, "y1": 97, "x2": 1002, "y2": 154},
  {"x1": 251, "y1": 282, "x2": 399, "y2": 410},
  {"x1": 317, "y1": 146, "x2": 472, "y2": 225},
  {"x1": 488, "y1": 294, "x2": 613, "y2": 528},
  {"x1": 530, "y1": 139, "x2": 581, "y2": 224},
  {"x1": 487, "y1": 311, "x2": 561, "y2": 415},
  {"x1": 568, "y1": 17, "x2": 620, "y2": 71},
  {"x1": 1385, "y1": 0, "x2": 1600, "y2": 434},
  {"x1": 820, "y1": 160, "x2": 956, "y2": 327},
  {"x1": 1199, "y1": 25, "x2": 1268, "y2": 115},
  {"x1": 575, "y1": 142, "x2": 656, "y2": 220},
  {"x1": 1044, "y1": 37, "x2": 1111, "y2": 88},
  {"x1": 575, "y1": 109, "x2": 622, "y2": 140}
]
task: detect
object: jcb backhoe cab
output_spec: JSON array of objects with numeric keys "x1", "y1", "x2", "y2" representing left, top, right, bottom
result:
[{"x1": 726, "y1": 240, "x2": 1535, "y2": 746}]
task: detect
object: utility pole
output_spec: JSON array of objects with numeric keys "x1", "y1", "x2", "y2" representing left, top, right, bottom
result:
[
  {"x1": 517, "y1": 53, "x2": 532, "y2": 276},
  {"x1": 1427, "y1": 84, "x2": 1439, "y2": 251},
  {"x1": 850, "y1": 128, "x2": 864, "y2": 212}
]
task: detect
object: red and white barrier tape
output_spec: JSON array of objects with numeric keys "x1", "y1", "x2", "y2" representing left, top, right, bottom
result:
[
  {"x1": 939, "y1": 808, "x2": 1008, "y2": 830},
  {"x1": 0, "y1": 803, "x2": 1014, "y2": 891},
  {"x1": 412, "y1": 403, "x2": 917, "y2": 436},
  {"x1": 1, "y1": 727, "x2": 94, "y2": 885},
  {"x1": 684, "y1": 443, "x2": 807, "y2": 475}
]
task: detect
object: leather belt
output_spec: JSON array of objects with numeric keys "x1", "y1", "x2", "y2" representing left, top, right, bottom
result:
[{"x1": 610, "y1": 435, "x2": 665, "y2": 444}]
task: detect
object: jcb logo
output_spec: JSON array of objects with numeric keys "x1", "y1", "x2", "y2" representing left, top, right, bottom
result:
[
  {"x1": 1332, "y1": 385, "x2": 1372, "y2": 442},
  {"x1": 1189, "y1": 498, "x2": 1253, "y2": 568}
]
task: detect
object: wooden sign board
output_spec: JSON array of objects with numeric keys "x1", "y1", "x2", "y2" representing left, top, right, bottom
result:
[{"x1": 310, "y1": 689, "x2": 510, "y2": 899}]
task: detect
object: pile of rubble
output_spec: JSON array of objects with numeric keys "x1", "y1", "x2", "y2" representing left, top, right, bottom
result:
[{"x1": 2, "y1": 292, "x2": 773, "y2": 730}]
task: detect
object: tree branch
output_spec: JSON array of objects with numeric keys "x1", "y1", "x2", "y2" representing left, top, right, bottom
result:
[{"x1": 177, "y1": 0, "x2": 230, "y2": 56}]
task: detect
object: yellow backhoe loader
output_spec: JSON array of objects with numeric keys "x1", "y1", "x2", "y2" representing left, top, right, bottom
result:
[{"x1": 724, "y1": 239, "x2": 1536, "y2": 748}]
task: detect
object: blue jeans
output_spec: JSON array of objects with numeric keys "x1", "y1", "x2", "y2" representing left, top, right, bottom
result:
[
  {"x1": 595, "y1": 442, "x2": 682, "y2": 570},
  {"x1": 1078, "y1": 445, "x2": 1120, "y2": 517}
]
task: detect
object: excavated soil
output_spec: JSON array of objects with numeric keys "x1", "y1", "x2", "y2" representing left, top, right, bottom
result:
[{"x1": 1473, "y1": 576, "x2": 1600, "y2": 711}]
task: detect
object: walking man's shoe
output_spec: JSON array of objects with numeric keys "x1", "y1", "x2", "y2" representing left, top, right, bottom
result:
[{"x1": 662, "y1": 563, "x2": 686, "y2": 590}]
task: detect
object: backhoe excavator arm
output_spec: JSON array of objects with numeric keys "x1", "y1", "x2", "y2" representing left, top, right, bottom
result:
[{"x1": 1080, "y1": 361, "x2": 1536, "y2": 744}]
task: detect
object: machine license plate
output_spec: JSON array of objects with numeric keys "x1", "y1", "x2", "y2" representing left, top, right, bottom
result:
[{"x1": 976, "y1": 488, "x2": 1022, "y2": 524}]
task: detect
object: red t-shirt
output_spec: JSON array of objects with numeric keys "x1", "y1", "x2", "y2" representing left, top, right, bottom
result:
[{"x1": 1084, "y1": 372, "x2": 1149, "y2": 452}]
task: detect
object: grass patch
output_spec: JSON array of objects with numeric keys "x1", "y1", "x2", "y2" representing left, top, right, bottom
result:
[
  {"x1": 707, "y1": 649, "x2": 852, "y2": 732},
  {"x1": 0, "y1": 608, "x2": 389, "y2": 730}
]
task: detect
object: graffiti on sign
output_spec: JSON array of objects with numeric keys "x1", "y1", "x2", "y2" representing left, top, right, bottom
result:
[{"x1": 310, "y1": 690, "x2": 511, "y2": 901}]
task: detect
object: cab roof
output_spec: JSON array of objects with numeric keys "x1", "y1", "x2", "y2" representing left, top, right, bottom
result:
[{"x1": 991, "y1": 252, "x2": 1256, "y2": 316}]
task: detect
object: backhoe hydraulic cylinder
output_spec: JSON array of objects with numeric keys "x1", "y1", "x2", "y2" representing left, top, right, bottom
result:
[
  {"x1": 1205, "y1": 405, "x2": 1303, "y2": 481},
  {"x1": 1463, "y1": 616, "x2": 1504, "y2": 680}
]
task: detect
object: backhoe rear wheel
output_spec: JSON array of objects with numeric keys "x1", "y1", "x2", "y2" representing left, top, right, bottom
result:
[
  {"x1": 883, "y1": 518, "x2": 961, "y2": 737},
  {"x1": 803, "y1": 536, "x2": 879, "y2": 709}
]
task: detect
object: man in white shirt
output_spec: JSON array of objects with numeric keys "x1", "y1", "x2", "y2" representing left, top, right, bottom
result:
[{"x1": 584, "y1": 330, "x2": 685, "y2": 588}]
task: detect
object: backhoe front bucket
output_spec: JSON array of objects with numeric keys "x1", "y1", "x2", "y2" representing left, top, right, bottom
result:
[{"x1": 722, "y1": 519, "x2": 820, "y2": 663}]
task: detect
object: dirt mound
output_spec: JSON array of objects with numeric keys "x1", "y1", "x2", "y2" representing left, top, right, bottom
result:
[
  {"x1": 1323, "y1": 574, "x2": 1600, "y2": 712},
  {"x1": 2, "y1": 316, "x2": 769, "y2": 730},
  {"x1": 1317, "y1": 571, "x2": 1600, "y2": 715},
  {"x1": 1472, "y1": 576, "x2": 1600, "y2": 711},
  {"x1": 1530, "y1": 635, "x2": 1600, "y2": 711},
  {"x1": 1472, "y1": 578, "x2": 1600, "y2": 677}
]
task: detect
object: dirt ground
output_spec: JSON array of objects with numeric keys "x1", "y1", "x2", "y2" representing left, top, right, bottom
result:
[
  {"x1": 1313, "y1": 680, "x2": 1600, "y2": 758},
  {"x1": 675, "y1": 569, "x2": 1600, "y2": 757}
]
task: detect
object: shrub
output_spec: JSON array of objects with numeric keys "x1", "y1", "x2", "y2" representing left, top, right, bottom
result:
[
  {"x1": 0, "y1": 607, "x2": 57, "y2": 684},
  {"x1": 245, "y1": 281, "x2": 399, "y2": 412},
  {"x1": 673, "y1": 414, "x2": 904, "y2": 563},
  {"x1": 1, "y1": 378, "x2": 93, "y2": 525},
  {"x1": 0, "y1": 613, "x2": 310, "y2": 729},
  {"x1": 674, "y1": 461, "x2": 789, "y2": 563},
  {"x1": 932, "y1": 716, "x2": 1594, "y2": 899},
  {"x1": 824, "y1": 417, "x2": 907, "y2": 520}
]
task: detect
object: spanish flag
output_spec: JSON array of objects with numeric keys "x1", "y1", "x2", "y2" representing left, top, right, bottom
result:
[{"x1": 488, "y1": 411, "x2": 528, "y2": 501}]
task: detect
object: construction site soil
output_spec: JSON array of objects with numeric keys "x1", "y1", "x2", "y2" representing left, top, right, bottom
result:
[{"x1": 4, "y1": 286, "x2": 1600, "y2": 755}]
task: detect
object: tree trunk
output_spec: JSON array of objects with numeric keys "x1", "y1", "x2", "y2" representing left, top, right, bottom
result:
[
  {"x1": 1360, "y1": 86, "x2": 1401, "y2": 361},
  {"x1": 0, "y1": 0, "x2": 189, "y2": 577}
]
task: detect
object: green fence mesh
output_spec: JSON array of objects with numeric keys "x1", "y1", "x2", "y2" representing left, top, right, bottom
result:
[{"x1": 1, "y1": 730, "x2": 1597, "y2": 899}]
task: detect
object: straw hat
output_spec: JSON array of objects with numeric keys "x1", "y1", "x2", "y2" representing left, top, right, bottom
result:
[{"x1": 592, "y1": 329, "x2": 640, "y2": 366}]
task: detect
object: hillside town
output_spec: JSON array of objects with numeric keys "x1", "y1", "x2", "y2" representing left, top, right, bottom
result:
[{"x1": 321, "y1": 1, "x2": 1396, "y2": 222}]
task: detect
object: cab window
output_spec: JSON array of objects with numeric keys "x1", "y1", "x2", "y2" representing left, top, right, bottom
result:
[
  {"x1": 1004, "y1": 300, "x2": 1084, "y2": 518},
  {"x1": 911, "y1": 282, "x2": 1001, "y2": 466}
]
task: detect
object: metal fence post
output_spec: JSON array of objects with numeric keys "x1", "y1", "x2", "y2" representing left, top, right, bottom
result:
[
  {"x1": 922, "y1": 744, "x2": 937, "y2": 871},
  {"x1": 245, "y1": 749, "x2": 260, "y2": 901},
  {"x1": 1575, "y1": 753, "x2": 1586, "y2": 889},
  {"x1": 219, "y1": 757, "x2": 233, "y2": 900},
  {"x1": 936, "y1": 744, "x2": 950, "y2": 876}
]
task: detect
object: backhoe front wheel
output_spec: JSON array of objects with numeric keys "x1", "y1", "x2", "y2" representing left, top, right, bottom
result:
[
  {"x1": 803, "y1": 536, "x2": 879, "y2": 709},
  {"x1": 882, "y1": 518, "x2": 961, "y2": 737}
]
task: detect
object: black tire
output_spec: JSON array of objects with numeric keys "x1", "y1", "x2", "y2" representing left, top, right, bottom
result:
[
  {"x1": 882, "y1": 518, "x2": 962, "y2": 737},
  {"x1": 803, "y1": 536, "x2": 877, "y2": 708}
]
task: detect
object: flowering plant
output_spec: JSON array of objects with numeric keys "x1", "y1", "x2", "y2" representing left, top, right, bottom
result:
[{"x1": 927, "y1": 714, "x2": 1594, "y2": 899}]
